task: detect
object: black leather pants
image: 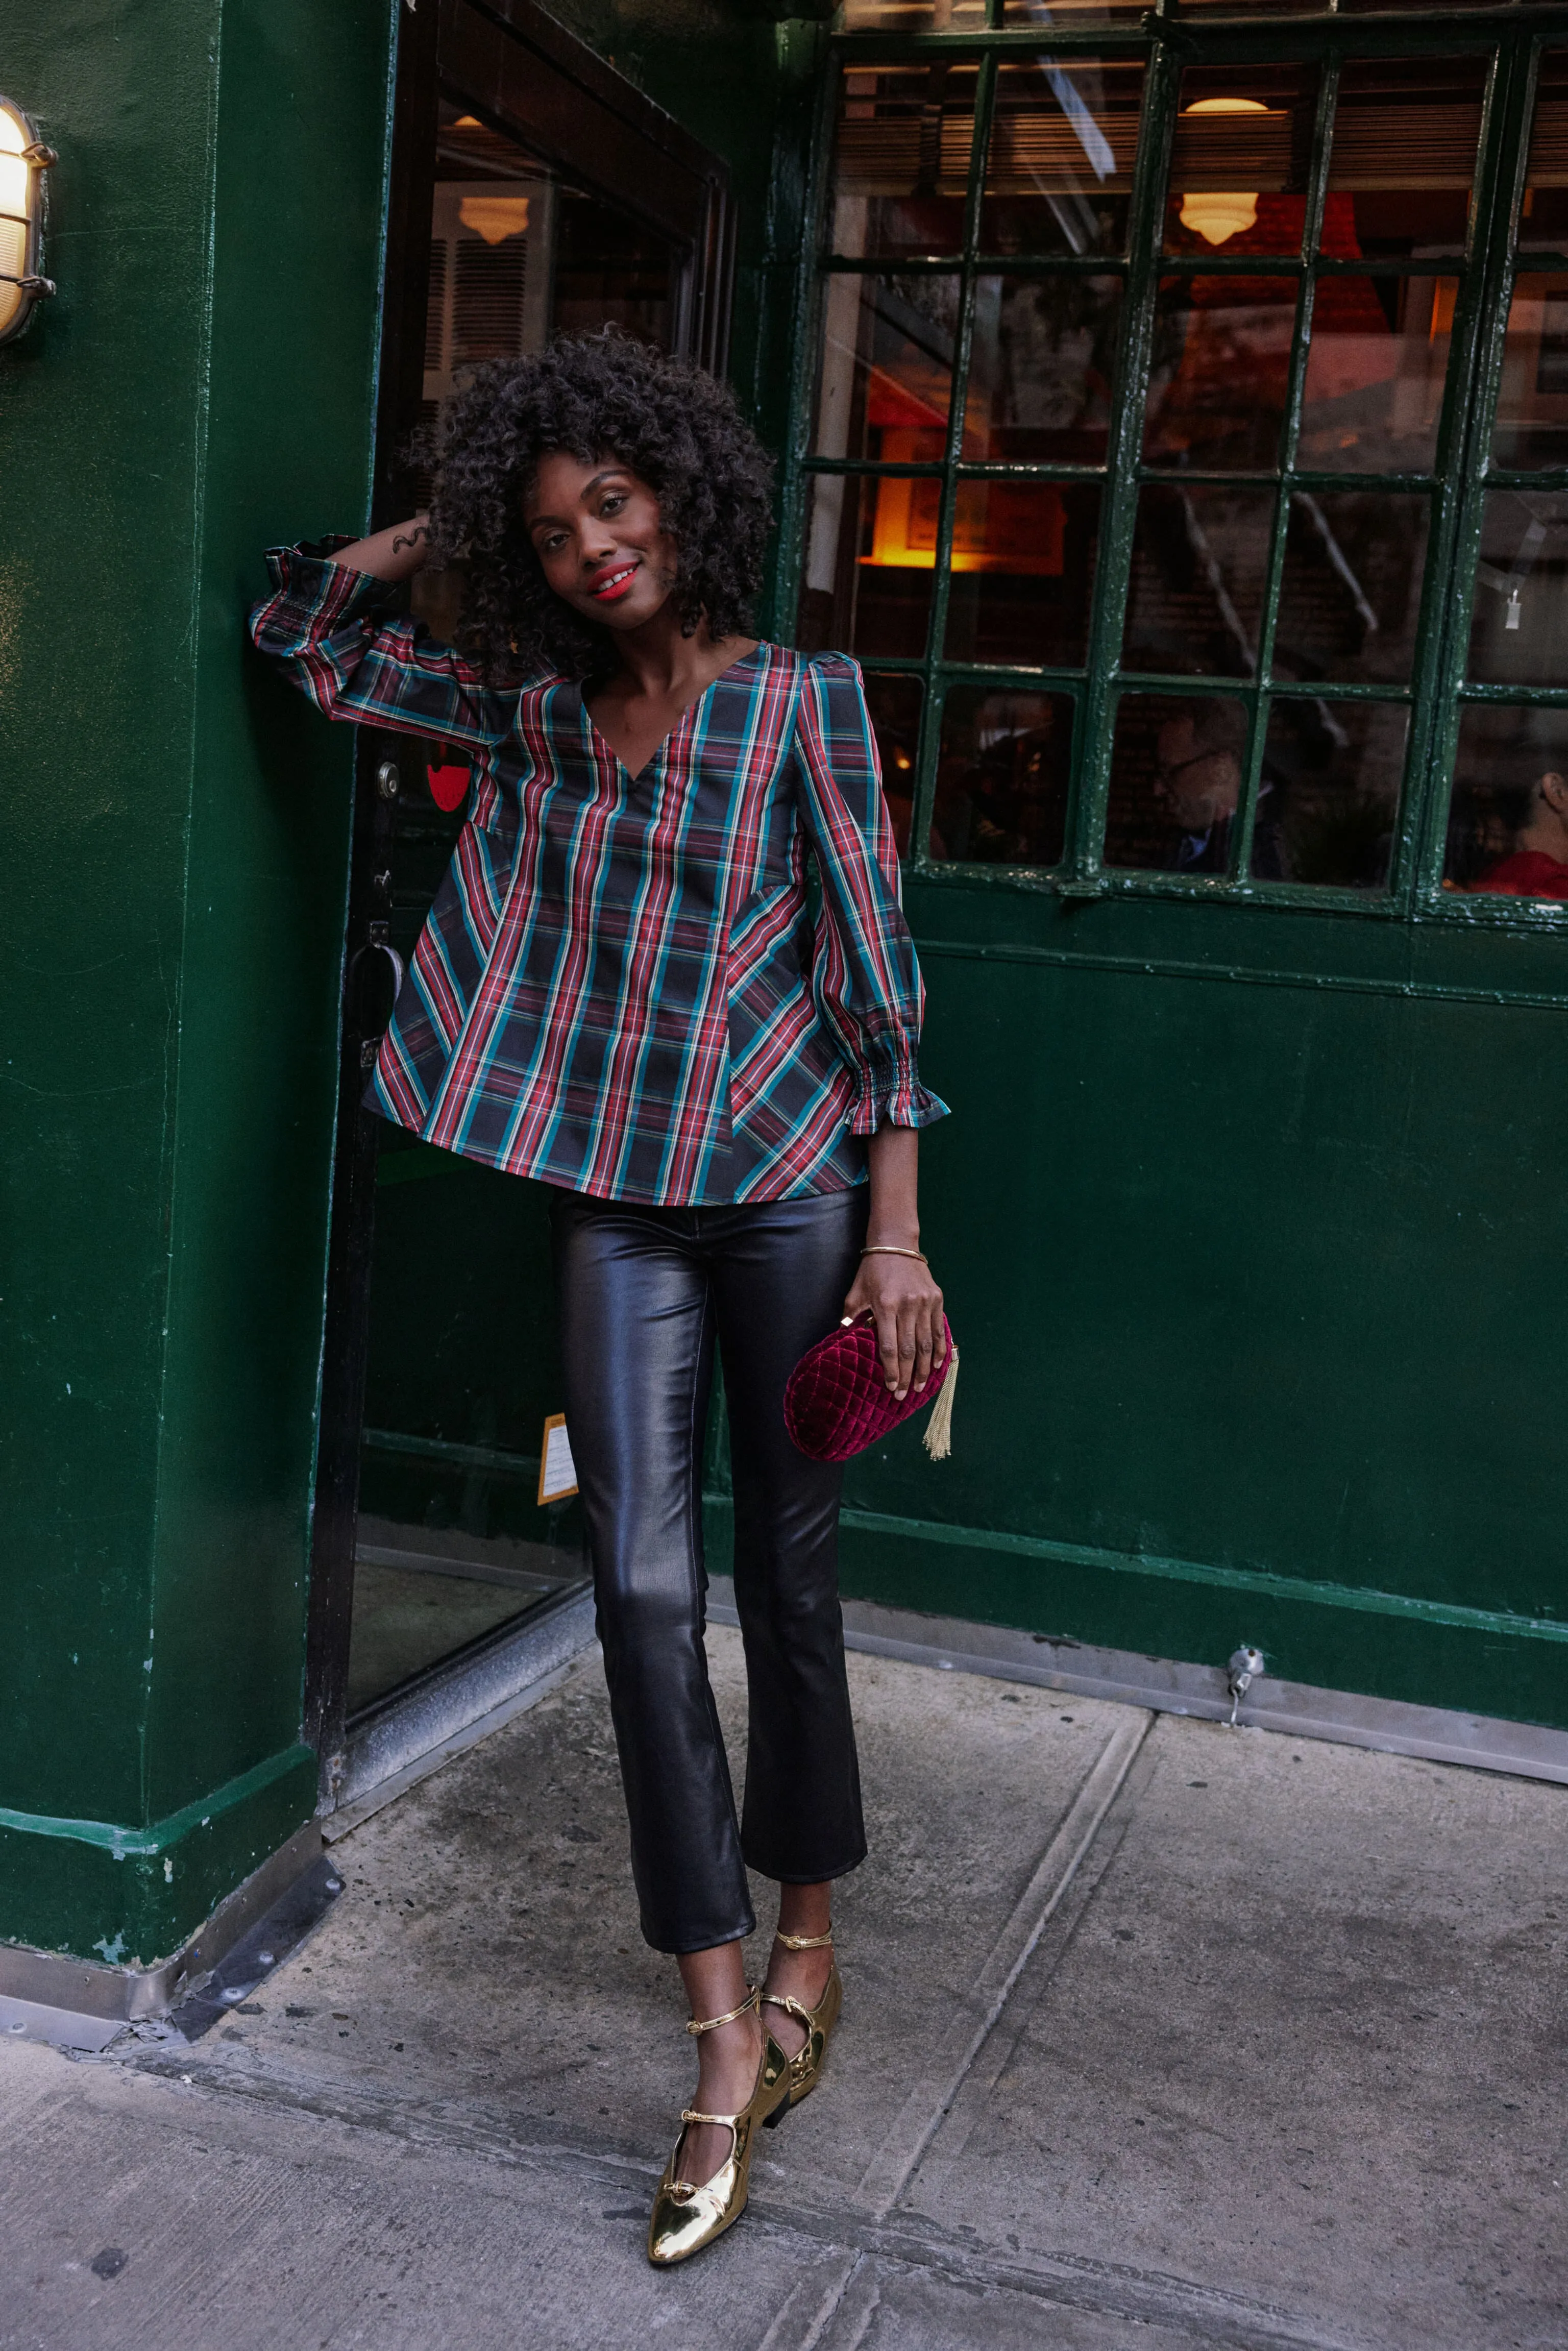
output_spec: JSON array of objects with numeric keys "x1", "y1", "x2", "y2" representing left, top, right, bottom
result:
[{"x1": 551, "y1": 1186, "x2": 870, "y2": 1954}]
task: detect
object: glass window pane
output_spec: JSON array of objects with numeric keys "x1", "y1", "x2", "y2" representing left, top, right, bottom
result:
[
  {"x1": 1260, "y1": 698, "x2": 1408, "y2": 887},
  {"x1": 999, "y1": 0, "x2": 1148, "y2": 23},
  {"x1": 964, "y1": 275, "x2": 1120, "y2": 462},
  {"x1": 1297, "y1": 276, "x2": 1456, "y2": 473},
  {"x1": 838, "y1": 0, "x2": 985, "y2": 26},
  {"x1": 1326, "y1": 58, "x2": 1485, "y2": 258},
  {"x1": 863, "y1": 673, "x2": 926, "y2": 861},
  {"x1": 798, "y1": 473, "x2": 935, "y2": 659},
  {"x1": 1466, "y1": 491, "x2": 1568, "y2": 685},
  {"x1": 1490, "y1": 276, "x2": 1568, "y2": 470},
  {"x1": 1164, "y1": 64, "x2": 1316, "y2": 259},
  {"x1": 943, "y1": 483, "x2": 1099, "y2": 665},
  {"x1": 830, "y1": 64, "x2": 977, "y2": 259},
  {"x1": 1337, "y1": 0, "x2": 1508, "y2": 11},
  {"x1": 981, "y1": 58, "x2": 1145, "y2": 257},
  {"x1": 1519, "y1": 52, "x2": 1568, "y2": 255},
  {"x1": 1444, "y1": 704, "x2": 1568, "y2": 895},
  {"x1": 931, "y1": 687, "x2": 1073, "y2": 866},
  {"x1": 813, "y1": 274, "x2": 959, "y2": 461},
  {"x1": 1105, "y1": 693, "x2": 1253, "y2": 873},
  {"x1": 1122, "y1": 485, "x2": 1276, "y2": 677},
  {"x1": 1273, "y1": 492, "x2": 1431, "y2": 685},
  {"x1": 1144, "y1": 277, "x2": 1298, "y2": 471},
  {"x1": 1175, "y1": 0, "x2": 1328, "y2": 12}
]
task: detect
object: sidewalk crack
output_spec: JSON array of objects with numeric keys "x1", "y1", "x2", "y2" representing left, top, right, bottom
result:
[{"x1": 852, "y1": 1710, "x2": 1154, "y2": 2220}]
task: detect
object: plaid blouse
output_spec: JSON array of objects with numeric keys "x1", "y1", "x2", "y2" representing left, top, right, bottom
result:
[{"x1": 249, "y1": 545, "x2": 946, "y2": 1204}]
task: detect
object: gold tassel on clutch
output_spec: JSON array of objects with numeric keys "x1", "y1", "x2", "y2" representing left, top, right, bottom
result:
[{"x1": 922, "y1": 1343, "x2": 958, "y2": 1460}]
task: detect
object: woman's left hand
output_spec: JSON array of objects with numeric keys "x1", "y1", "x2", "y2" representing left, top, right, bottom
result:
[{"x1": 842, "y1": 1251, "x2": 946, "y2": 1401}]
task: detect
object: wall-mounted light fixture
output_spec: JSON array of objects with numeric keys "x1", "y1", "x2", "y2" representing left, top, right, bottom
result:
[{"x1": 0, "y1": 95, "x2": 56, "y2": 346}]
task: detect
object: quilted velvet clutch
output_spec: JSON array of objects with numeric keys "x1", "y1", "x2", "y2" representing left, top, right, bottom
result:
[{"x1": 784, "y1": 1310, "x2": 958, "y2": 1464}]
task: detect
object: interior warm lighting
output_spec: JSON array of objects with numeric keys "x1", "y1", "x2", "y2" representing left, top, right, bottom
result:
[
  {"x1": 1179, "y1": 96, "x2": 1269, "y2": 248},
  {"x1": 863, "y1": 435, "x2": 1063, "y2": 574},
  {"x1": 457, "y1": 193, "x2": 531, "y2": 244},
  {"x1": 0, "y1": 96, "x2": 55, "y2": 345}
]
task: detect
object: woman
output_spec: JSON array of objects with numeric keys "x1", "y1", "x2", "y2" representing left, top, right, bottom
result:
[{"x1": 250, "y1": 331, "x2": 947, "y2": 2265}]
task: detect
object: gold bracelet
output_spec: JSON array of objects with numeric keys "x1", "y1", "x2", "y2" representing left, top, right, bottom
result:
[{"x1": 861, "y1": 1244, "x2": 928, "y2": 1263}]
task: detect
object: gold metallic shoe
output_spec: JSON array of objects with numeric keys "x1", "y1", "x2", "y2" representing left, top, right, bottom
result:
[
  {"x1": 762, "y1": 1926, "x2": 841, "y2": 2123},
  {"x1": 646, "y1": 1987, "x2": 791, "y2": 2267}
]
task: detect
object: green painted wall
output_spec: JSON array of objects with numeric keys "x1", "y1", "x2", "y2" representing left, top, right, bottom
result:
[
  {"x1": 802, "y1": 884, "x2": 1568, "y2": 1727},
  {"x1": 0, "y1": 0, "x2": 396, "y2": 1964}
]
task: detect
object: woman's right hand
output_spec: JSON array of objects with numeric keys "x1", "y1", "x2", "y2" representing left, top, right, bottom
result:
[{"x1": 333, "y1": 515, "x2": 433, "y2": 583}]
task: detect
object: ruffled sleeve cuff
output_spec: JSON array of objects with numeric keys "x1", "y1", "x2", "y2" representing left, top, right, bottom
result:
[
  {"x1": 251, "y1": 537, "x2": 398, "y2": 648},
  {"x1": 847, "y1": 1050, "x2": 949, "y2": 1136}
]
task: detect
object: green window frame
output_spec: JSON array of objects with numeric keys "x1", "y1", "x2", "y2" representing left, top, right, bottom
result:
[{"x1": 776, "y1": 5, "x2": 1568, "y2": 932}]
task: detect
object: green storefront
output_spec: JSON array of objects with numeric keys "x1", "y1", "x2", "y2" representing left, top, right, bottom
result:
[{"x1": 5, "y1": 0, "x2": 1568, "y2": 2014}]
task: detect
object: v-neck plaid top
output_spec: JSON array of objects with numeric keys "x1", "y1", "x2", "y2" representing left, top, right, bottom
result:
[{"x1": 250, "y1": 545, "x2": 946, "y2": 1204}]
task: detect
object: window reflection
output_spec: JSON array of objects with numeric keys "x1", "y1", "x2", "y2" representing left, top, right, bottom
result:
[
  {"x1": 1444, "y1": 704, "x2": 1568, "y2": 897},
  {"x1": 864, "y1": 673, "x2": 926, "y2": 860},
  {"x1": 830, "y1": 64, "x2": 977, "y2": 259},
  {"x1": 964, "y1": 275, "x2": 1120, "y2": 461},
  {"x1": 799, "y1": 472, "x2": 935, "y2": 659},
  {"x1": 1105, "y1": 692, "x2": 1405, "y2": 886},
  {"x1": 932, "y1": 688, "x2": 1073, "y2": 866},
  {"x1": 837, "y1": 0, "x2": 986, "y2": 28},
  {"x1": 813, "y1": 274, "x2": 958, "y2": 461},
  {"x1": 1258, "y1": 698, "x2": 1407, "y2": 887},
  {"x1": 1105, "y1": 694, "x2": 1257, "y2": 874},
  {"x1": 1273, "y1": 491, "x2": 1431, "y2": 685},
  {"x1": 999, "y1": 0, "x2": 1148, "y2": 24},
  {"x1": 1466, "y1": 491, "x2": 1568, "y2": 686},
  {"x1": 1144, "y1": 276, "x2": 1299, "y2": 470},
  {"x1": 943, "y1": 484, "x2": 1099, "y2": 665},
  {"x1": 1175, "y1": 0, "x2": 1325, "y2": 12},
  {"x1": 1337, "y1": 0, "x2": 1508, "y2": 12},
  {"x1": 1491, "y1": 277, "x2": 1568, "y2": 470},
  {"x1": 981, "y1": 58, "x2": 1144, "y2": 257},
  {"x1": 1327, "y1": 58, "x2": 1484, "y2": 258},
  {"x1": 1297, "y1": 275, "x2": 1456, "y2": 473},
  {"x1": 1122, "y1": 485, "x2": 1275, "y2": 677},
  {"x1": 1163, "y1": 65, "x2": 1315, "y2": 259},
  {"x1": 1516, "y1": 51, "x2": 1568, "y2": 255}
]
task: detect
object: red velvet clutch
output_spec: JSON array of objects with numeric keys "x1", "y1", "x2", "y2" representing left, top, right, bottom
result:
[{"x1": 784, "y1": 1310, "x2": 958, "y2": 1463}]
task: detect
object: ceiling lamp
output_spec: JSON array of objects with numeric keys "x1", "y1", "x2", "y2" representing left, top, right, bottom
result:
[
  {"x1": 0, "y1": 95, "x2": 56, "y2": 345},
  {"x1": 457, "y1": 194, "x2": 531, "y2": 244},
  {"x1": 1179, "y1": 96, "x2": 1269, "y2": 248}
]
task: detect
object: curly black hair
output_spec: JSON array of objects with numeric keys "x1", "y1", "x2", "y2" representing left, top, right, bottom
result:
[{"x1": 421, "y1": 329, "x2": 775, "y2": 683}]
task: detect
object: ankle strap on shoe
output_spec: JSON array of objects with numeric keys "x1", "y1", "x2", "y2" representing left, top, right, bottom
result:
[
  {"x1": 774, "y1": 1928, "x2": 833, "y2": 1951},
  {"x1": 685, "y1": 1985, "x2": 760, "y2": 2037}
]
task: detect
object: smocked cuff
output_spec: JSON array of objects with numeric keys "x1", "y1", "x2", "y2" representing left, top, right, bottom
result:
[
  {"x1": 847, "y1": 1061, "x2": 949, "y2": 1136},
  {"x1": 258, "y1": 538, "x2": 398, "y2": 629}
]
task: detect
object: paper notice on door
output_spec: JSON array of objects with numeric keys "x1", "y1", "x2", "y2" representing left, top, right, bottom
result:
[{"x1": 537, "y1": 1412, "x2": 578, "y2": 1505}]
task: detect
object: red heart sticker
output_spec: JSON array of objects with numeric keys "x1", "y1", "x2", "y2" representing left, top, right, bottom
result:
[{"x1": 426, "y1": 763, "x2": 470, "y2": 812}]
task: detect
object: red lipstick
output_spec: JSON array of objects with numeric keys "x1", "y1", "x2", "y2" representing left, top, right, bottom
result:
[{"x1": 587, "y1": 561, "x2": 638, "y2": 603}]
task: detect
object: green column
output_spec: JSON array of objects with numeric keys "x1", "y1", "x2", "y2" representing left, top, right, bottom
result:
[{"x1": 0, "y1": 0, "x2": 395, "y2": 1965}]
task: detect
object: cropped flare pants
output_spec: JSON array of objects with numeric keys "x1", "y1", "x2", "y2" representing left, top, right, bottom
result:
[{"x1": 551, "y1": 1186, "x2": 869, "y2": 1954}]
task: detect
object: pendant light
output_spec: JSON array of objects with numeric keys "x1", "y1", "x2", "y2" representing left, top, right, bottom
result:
[{"x1": 1179, "y1": 97, "x2": 1269, "y2": 248}]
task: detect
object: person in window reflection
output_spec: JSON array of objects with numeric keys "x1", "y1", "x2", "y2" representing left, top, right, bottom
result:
[
  {"x1": 1472, "y1": 769, "x2": 1568, "y2": 899},
  {"x1": 248, "y1": 331, "x2": 947, "y2": 2273},
  {"x1": 1154, "y1": 699, "x2": 1285, "y2": 879}
]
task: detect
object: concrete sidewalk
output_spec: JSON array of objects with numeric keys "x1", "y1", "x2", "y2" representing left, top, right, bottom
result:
[{"x1": 2, "y1": 1629, "x2": 1564, "y2": 2349}]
